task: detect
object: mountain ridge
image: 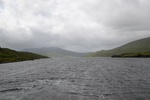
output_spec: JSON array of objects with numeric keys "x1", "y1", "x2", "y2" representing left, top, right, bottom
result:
[
  {"x1": 23, "y1": 47, "x2": 88, "y2": 57},
  {"x1": 91, "y1": 37, "x2": 150, "y2": 57}
]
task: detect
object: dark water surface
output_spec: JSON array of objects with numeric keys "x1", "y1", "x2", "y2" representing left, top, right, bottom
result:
[{"x1": 0, "y1": 57, "x2": 150, "y2": 100}]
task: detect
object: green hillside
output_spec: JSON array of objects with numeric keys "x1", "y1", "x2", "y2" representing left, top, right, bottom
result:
[
  {"x1": 0, "y1": 47, "x2": 48, "y2": 64},
  {"x1": 91, "y1": 37, "x2": 150, "y2": 57}
]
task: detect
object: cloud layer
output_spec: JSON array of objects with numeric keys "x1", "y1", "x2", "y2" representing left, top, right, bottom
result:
[{"x1": 0, "y1": 0, "x2": 150, "y2": 52}]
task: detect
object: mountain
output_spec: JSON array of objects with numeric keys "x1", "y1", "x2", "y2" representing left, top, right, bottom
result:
[
  {"x1": 0, "y1": 47, "x2": 48, "y2": 63},
  {"x1": 23, "y1": 47, "x2": 87, "y2": 57},
  {"x1": 91, "y1": 37, "x2": 150, "y2": 57}
]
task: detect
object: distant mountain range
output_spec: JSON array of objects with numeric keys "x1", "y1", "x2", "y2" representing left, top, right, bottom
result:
[
  {"x1": 0, "y1": 48, "x2": 48, "y2": 63},
  {"x1": 91, "y1": 37, "x2": 150, "y2": 57},
  {"x1": 23, "y1": 47, "x2": 88, "y2": 57}
]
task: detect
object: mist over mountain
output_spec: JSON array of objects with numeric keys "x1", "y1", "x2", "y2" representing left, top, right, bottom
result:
[{"x1": 23, "y1": 47, "x2": 88, "y2": 57}]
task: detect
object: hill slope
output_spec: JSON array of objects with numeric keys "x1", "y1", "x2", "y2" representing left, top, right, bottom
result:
[
  {"x1": 91, "y1": 37, "x2": 150, "y2": 57},
  {"x1": 23, "y1": 47, "x2": 87, "y2": 57},
  {"x1": 0, "y1": 48, "x2": 48, "y2": 63}
]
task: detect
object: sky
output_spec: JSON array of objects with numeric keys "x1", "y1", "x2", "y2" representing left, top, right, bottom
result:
[{"x1": 0, "y1": 0, "x2": 150, "y2": 52}]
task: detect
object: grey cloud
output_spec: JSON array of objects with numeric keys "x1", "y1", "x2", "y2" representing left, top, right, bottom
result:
[
  {"x1": 0, "y1": 0, "x2": 4, "y2": 11},
  {"x1": 0, "y1": 0, "x2": 4, "y2": 6},
  {"x1": 0, "y1": 0, "x2": 150, "y2": 52},
  {"x1": 103, "y1": 0, "x2": 150, "y2": 32}
]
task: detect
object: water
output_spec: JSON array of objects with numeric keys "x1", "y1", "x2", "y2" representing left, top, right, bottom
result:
[{"x1": 0, "y1": 57, "x2": 150, "y2": 100}]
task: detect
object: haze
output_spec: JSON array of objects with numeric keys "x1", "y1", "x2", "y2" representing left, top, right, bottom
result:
[{"x1": 0, "y1": 0, "x2": 150, "y2": 52}]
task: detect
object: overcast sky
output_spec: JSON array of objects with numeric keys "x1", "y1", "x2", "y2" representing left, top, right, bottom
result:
[{"x1": 0, "y1": 0, "x2": 150, "y2": 52}]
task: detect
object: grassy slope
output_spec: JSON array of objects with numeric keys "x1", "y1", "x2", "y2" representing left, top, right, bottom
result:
[
  {"x1": 0, "y1": 48, "x2": 48, "y2": 63},
  {"x1": 92, "y1": 37, "x2": 150, "y2": 57}
]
